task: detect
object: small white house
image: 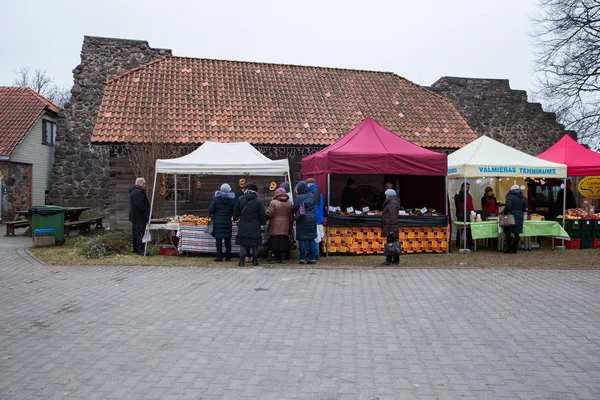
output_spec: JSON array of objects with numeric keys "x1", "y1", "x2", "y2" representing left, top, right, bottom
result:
[{"x1": 0, "y1": 87, "x2": 59, "y2": 221}]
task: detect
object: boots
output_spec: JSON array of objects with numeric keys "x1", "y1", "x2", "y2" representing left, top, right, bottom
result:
[
  {"x1": 512, "y1": 237, "x2": 519, "y2": 254},
  {"x1": 279, "y1": 252, "x2": 286, "y2": 264},
  {"x1": 252, "y1": 256, "x2": 259, "y2": 266},
  {"x1": 503, "y1": 236, "x2": 513, "y2": 254},
  {"x1": 264, "y1": 251, "x2": 277, "y2": 264},
  {"x1": 238, "y1": 257, "x2": 245, "y2": 267}
]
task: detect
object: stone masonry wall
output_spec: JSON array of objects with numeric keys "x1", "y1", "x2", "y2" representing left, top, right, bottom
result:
[
  {"x1": 48, "y1": 36, "x2": 172, "y2": 213},
  {"x1": 429, "y1": 77, "x2": 572, "y2": 155},
  {"x1": 1, "y1": 162, "x2": 30, "y2": 221}
]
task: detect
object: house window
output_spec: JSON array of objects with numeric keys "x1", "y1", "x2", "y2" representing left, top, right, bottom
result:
[
  {"x1": 42, "y1": 120, "x2": 57, "y2": 146},
  {"x1": 164, "y1": 175, "x2": 191, "y2": 202}
]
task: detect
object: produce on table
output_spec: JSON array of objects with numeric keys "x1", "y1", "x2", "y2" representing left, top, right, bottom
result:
[{"x1": 556, "y1": 208, "x2": 600, "y2": 220}]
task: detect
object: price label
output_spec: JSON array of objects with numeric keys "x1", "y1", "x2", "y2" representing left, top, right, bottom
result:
[
  {"x1": 362, "y1": 206, "x2": 370, "y2": 212},
  {"x1": 354, "y1": 210, "x2": 362, "y2": 215},
  {"x1": 328, "y1": 206, "x2": 336, "y2": 212},
  {"x1": 420, "y1": 207, "x2": 428, "y2": 214},
  {"x1": 346, "y1": 207, "x2": 354, "y2": 213},
  {"x1": 399, "y1": 210, "x2": 407, "y2": 215}
]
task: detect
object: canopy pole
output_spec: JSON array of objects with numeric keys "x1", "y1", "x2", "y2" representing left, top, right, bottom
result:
[
  {"x1": 561, "y1": 177, "x2": 567, "y2": 249},
  {"x1": 144, "y1": 171, "x2": 159, "y2": 256},
  {"x1": 174, "y1": 174, "x2": 178, "y2": 217},
  {"x1": 445, "y1": 177, "x2": 449, "y2": 255},
  {"x1": 460, "y1": 175, "x2": 470, "y2": 254},
  {"x1": 326, "y1": 174, "x2": 330, "y2": 258}
]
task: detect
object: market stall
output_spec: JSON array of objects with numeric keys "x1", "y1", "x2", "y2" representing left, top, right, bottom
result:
[
  {"x1": 537, "y1": 134, "x2": 600, "y2": 248},
  {"x1": 301, "y1": 117, "x2": 448, "y2": 254},
  {"x1": 144, "y1": 141, "x2": 291, "y2": 255},
  {"x1": 448, "y1": 135, "x2": 568, "y2": 253}
]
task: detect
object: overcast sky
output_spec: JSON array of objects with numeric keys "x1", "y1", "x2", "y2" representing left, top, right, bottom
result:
[{"x1": 1, "y1": 0, "x2": 541, "y2": 97}]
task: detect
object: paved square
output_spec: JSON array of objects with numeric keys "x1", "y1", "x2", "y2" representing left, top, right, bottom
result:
[{"x1": 1, "y1": 236, "x2": 600, "y2": 399}]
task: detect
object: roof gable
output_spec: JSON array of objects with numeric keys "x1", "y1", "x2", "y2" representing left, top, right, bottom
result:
[
  {"x1": 92, "y1": 56, "x2": 475, "y2": 148},
  {"x1": 0, "y1": 87, "x2": 59, "y2": 156}
]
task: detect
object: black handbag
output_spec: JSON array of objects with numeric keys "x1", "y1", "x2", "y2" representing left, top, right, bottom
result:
[
  {"x1": 383, "y1": 241, "x2": 401, "y2": 257},
  {"x1": 204, "y1": 219, "x2": 214, "y2": 235}
]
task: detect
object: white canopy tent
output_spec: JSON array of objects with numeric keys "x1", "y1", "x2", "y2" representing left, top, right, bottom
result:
[
  {"x1": 447, "y1": 136, "x2": 567, "y2": 253},
  {"x1": 145, "y1": 141, "x2": 292, "y2": 255}
]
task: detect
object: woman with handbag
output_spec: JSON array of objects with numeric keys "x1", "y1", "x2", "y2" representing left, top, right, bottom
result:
[
  {"x1": 293, "y1": 181, "x2": 317, "y2": 264},
  {"x1": 503, "y1": 184, "x2": 527, "y2": 254},
  {"x1": 265, "y1": 187, "x2": 293, "y2": 264},
  {"x1": 208, "y1": 183, "x2": 236, "y2": 262},
  {"x1": 381, "y1": 189, "x2": 400, "y2": 265},
  {"x1": 233, "y1": 182, "x2": 266, "y2": 267}
]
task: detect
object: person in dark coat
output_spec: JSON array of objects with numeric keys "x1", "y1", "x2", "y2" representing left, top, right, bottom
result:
[
  {"x1": 454, "y1": 182, "x2": 474, "y2": 248},
  {"x1": 208, "y1": 183, "x2": 236, "y2": 262},
  {"x1": 306, "y1": 178, "x2": 324, "y2": 258},
  {"x1": 233, "y1": 182, "x2": 266, "y2": 267},
  {"x1": 503, "y1": 184, "x2": 527, "y2": 254},
  {"x1": 293, "y1": 181, "x2": 317, "y2": 264},
  {"x1": 279, "y1": 181, "x2": 295, "y2": 259},
  {"x1": 129, "y1": 177, "x2": 151, "y2": 256},
  {"x1": 265, "y1": 188, "x2": 293, "y2": 264},
  {"x1": 381, "y1": 189, "x2": 400, "y2": 265},
  {"x1": 556, "y1": 179, "x2": 577, "y2": 211},
  {"x1": 341, "y1": 178, "x2": 358, "y2": 210}
]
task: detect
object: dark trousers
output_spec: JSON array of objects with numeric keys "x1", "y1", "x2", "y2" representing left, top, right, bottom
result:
[
  {"x1": 505, "y1": 233, "x2": 520, "y2": 253},
  {"x1": 215, "y1": 237, "x2": 232, "y2": 260},
  {"x1": 132, "y1": 222, "x2": 146, "y2": 255},
  {"x1": 240, "y1": 245, "x2": 258, "y2": 260},
  {"x1": 385, "y1": 232, "x2": 400, "y2": 264},
  {"x1": 456, "y1": 226, "x2": 473, "y2": 248}
]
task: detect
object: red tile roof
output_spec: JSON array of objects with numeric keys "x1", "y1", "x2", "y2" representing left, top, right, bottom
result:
[
  {"x1": 92, "y1": 56, "x2": 475, "y2": 148},
  {"x1": 0, "y1": 87, "x2": 59, "y2": 156}
]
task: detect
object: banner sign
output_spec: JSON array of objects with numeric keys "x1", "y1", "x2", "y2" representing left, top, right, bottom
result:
[{"x1": 578, "y1": 176, "x2": 600, "y2": 199}]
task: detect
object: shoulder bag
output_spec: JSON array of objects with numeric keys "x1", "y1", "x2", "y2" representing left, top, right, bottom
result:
[
  {"x1": 498, "y1": 211, "x2": 516, "y2": 228},
  {"x1": 294, "y1": 199, "x2": 306, "y2": 221}
]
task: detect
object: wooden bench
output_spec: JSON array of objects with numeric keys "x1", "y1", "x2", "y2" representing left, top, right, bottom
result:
[
  {"x1": 4, "y1": 220, "x2": 30, "y2": 236},
  {"x1": 64, "y1": 217, "x2": 104, "y2": 236}
]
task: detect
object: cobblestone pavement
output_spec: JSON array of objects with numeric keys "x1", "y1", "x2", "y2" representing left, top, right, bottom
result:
[{"x1": 1, "y1": 233, "x2": 600, "y2": 399}]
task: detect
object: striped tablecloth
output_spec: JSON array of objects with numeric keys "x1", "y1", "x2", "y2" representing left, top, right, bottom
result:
[{"x1": 178, "y1": 224, "x2": 241, "y2": 254}]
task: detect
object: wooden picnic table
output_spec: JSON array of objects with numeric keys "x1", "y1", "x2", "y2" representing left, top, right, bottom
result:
[{"x1": 13, "y1": 207, "x2": 91, "y2": 237}]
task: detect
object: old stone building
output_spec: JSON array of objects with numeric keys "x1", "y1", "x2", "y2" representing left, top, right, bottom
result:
[
  {"x1": 429, "y1": 77, "x2": 572, "y2": 155},
  {"x1": 50, "y1": 36, "x2": 478, "y2": 226}
]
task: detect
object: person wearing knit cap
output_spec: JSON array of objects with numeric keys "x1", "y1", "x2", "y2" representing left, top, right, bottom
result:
[
  {"x1": 306, "y1": 177, "x2": 324, "y2": 258},
  {"x1": 381, "y1": 188, "x2": 400, "y2": 265},
  {"x1": 129, "y1": 177, "x2": 150, "y2": 256},
  {"x1": 209, "y1": 183, "x2": 236, "y2": 261},
  {"x1": 233, "y1": 182, "x2": 266, "y2": 266},
  {"x1": 503, "y1": 184, "x2": 527, "y2": 254},
  {"x1": 293, "y1": 181, "x2": 318, "y2": 264},
  {"x1": 265, "y1": 187, "x2": 293, "y2": 263}
]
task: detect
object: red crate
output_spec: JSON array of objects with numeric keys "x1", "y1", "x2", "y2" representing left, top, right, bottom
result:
[
  {"x1": 160, "y1": 245, "x2": 178, "y2": 256},
  {"x1": 593, "y1": 238, "x2": 600, "y2": 249},
  {"x1": 554, "y1": 238, "x2": 581, "y2": 249}
]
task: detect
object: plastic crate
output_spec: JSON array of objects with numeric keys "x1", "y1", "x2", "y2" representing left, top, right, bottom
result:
[
  {"x1": 564, "y1": 219, "x2": 581, "y2": 231},
  {"x1": 554, "y1": 238, "x2": 580, "y2": 249},
  {"x1": 581, "y1": 219, "x2": 593, "y2": 231},
  {"x1": 594, "y1": 230, "x2": 600, "y2": 238},
  {"x1": 569, "y1": 230, "x2": 582, "y2": 238},
  {"x1": 160, "y1": 245, "x2": 178, "y2": 256},
  {"x1": 593, "y1": 238, "x2": 600, "y2": 249},
  {"x1": 581, "y1": 230, "x2": 593, "y2": 239},
  {"x1": 581, "y1": 239, "x2": 592, "y2": 249},
  {"x1": 593, "y1": 220, "x2": 600, "y2": 230}
]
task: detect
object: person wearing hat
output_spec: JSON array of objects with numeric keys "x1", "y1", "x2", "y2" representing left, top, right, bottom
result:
[
  {"x1": 503, "y1": 184, "x2": 527, "y2": 254},
  {"x1": 233, "y1": 182, "x2": 266, "y2": 266},
  {"x1": 279, "y1": 181, "x2": 295, "y2": 259},
  {"x1": 129, "y1": 177, "x2": 151, "y2": 256},
  {"x1": 294, "y1": 181, "x2": 318, "y2": 264},
  {"x1": 341, "y1": 178, "x2": 358, "y2": 210},
  {"x1": 208, "y1": 183, "x2": 236, "y2": 262},
  {"x1": 265, "y1": 187, "x2": 293, "y2": 263},
  {"x1": 381, "y1": 188, "x2": 400, "y2": 265}
]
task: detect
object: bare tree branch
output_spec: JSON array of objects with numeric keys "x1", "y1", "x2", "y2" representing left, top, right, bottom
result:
[
  {"x1": 12, "y1": 65, "x2": 71, "y2": 107},
  {"x1": 533, "y1": 0, "x2": 600, "y2": 149}
]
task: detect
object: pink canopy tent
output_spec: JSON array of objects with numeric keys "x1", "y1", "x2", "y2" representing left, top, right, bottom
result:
[
  {"x1": 537, "y1": 134, "x2": 600, "y2": 176},
  {"x1": 302, "y1": 117, "x2": 447, "y2": 192}
]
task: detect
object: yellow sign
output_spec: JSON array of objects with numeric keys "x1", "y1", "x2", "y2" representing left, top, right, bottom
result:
[{"x1": 578, "y1": 176, "x2": 600, "y2": 199}]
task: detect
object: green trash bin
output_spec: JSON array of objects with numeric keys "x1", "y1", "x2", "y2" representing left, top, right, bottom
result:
[{"x1": 29, "y1": 206, "x2": 68, "y2": 245}]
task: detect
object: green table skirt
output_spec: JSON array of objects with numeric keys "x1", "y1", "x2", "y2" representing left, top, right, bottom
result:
[{"x1": 455, "y1": 220, "x2": 570, "y2": 240}]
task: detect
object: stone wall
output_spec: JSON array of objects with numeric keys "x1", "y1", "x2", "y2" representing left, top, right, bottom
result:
[
  {"x1": 1, "y1": 162, "x2": 30, "y2": 220},
  {"x1": 48, "y1": 36, "x2": 172, "y2": 216},
  {"x1": 429, "y1": 77, "x2": 573, "y2": 155}
]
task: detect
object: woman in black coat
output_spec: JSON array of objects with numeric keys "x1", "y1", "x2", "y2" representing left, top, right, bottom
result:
[
  {"x1": 208, "y1": 183, "x2": 236, "y2": 262},
  {"x1": 233, "y1": 182, "x2": 266, "y2": 267},
  {"x1": 293, "y1": 181, "x2": 317, "y2": 264},
  {"x1": 504, "y1": 185, "x2": 527, "y2": 254}
]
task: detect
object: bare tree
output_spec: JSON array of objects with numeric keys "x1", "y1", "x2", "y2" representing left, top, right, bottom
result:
[
  {"x1": 13, "y1": 66, "x2": 71, "y2": 107},
  {"x1": 533, "y1": 0, "x2": 600, "y2": 149}
]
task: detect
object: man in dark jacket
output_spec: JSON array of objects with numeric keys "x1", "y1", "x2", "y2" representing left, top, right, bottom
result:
[
  {"x1": 381, "y1": 189, "x2": 400, "y2": 265},
  {"x1": 556, "y1": 179, "x2": 577, "y2": 212},
  {"x1": 129, "y1": 177, "x2": 151, "y2": 256},
  {"x1": 208, "y1": 183, "x2": 236, "y2": 262},
  {"x1": 341, "y1": 178, "x2": 358, "y2": 210},
  {"x1": 294, "y1": 181, "x2": 317, "y2": 264}
]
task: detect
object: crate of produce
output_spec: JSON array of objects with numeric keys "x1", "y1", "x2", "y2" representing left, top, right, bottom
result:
[
  {"x1": 593, "y1": 238, "x2": 600, "y2": 249},
  {"x1": 563, "y1": 219, "x2": 581, "y2": 231},
  {"x1": 581, "y1": 239, "x2": 593, "y2": 249},
  {"x1": 581, "y1": 219, "x2": 594, "y2": 231},
  {"x1": 554, "y1": 238, "x2": 580, "y2": 249}
]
